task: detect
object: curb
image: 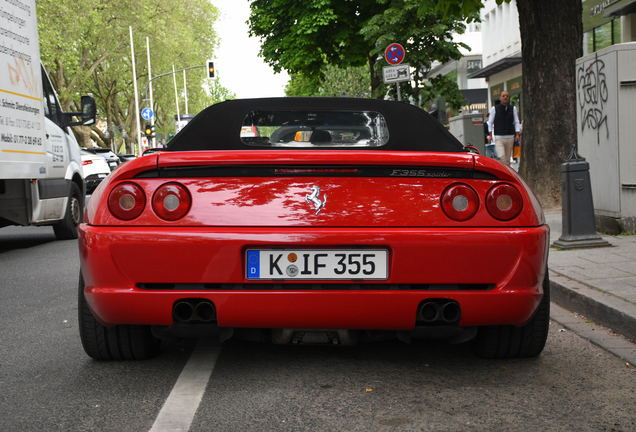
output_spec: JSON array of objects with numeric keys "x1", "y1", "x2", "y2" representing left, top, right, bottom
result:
[{"x1": 549, "y1": 270, "x2": 636, "y2": 342}]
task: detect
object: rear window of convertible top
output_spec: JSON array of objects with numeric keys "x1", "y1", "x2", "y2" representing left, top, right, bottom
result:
[{"x1": 240, "y1": 110, "x2": 390, "y2": 148}]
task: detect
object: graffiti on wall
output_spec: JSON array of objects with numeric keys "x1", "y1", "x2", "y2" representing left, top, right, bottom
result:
[{"x1": 577, "y1": 55, "x2": 609, "y2": 142}]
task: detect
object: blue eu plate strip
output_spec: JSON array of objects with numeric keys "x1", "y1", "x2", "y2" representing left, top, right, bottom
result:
[{"x1": 246, "y1": 250, "x2": 260, "y2": 279}]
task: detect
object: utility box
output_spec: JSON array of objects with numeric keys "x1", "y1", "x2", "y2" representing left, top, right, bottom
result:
[
  {"x1": 449, "y1": 112, "x2": 486, "y2": 155},
  {"x1": 576, "y1": 42, "x2": 636, "y2": 233}
]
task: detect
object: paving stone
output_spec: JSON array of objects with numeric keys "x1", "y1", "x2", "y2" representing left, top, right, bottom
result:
[
  {"x1": 578, "y1": 251, "x2": 633, "y2": 264},
  {"x1": 565, "y1": 264, "x2": 631, "y2": 279}
]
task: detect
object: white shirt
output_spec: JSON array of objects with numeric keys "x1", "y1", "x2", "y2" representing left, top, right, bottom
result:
[{"x1": 487, "y1": 105, "x2": 520, "y2": 138}]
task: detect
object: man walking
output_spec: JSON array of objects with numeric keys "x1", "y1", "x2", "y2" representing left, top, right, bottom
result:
[{"x1": 487, "y1": 91, "x2": 520, "y2": 166}]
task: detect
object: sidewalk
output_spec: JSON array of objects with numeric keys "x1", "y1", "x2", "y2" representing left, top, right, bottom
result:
[{"x1": 545, "y1": 210, "x2": 636, "y2": 361}]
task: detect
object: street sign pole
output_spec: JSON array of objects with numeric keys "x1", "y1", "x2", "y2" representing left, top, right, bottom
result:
[
  {"x1": 384, "y1": 43, "x2": 406, "y2": 103},
  {"x1": 383, "y1": 63, "x2": 410, "y2": 102}
]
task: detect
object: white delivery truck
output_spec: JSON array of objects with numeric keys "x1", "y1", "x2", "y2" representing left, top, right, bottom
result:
[{"x1": 1, "y1": 0, "x2": 96, "y2": 239}]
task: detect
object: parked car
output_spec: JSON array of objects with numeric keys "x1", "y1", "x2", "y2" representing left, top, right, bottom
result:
[
  {"x1": 78, "y1": 98, "x2": 549, "y2": 361},
  {"x1": 80, "y1": 150, "x2": 110, "y2": 194},
  {"x1": 117, "y1": 154, "x2": 137, "y2": 163},
  {"x1": 81, "y1": 147, "x2": 120, "y2": 171},
  {"x1": 142, "y1": 147, "x2": 164, "y2": 156}
]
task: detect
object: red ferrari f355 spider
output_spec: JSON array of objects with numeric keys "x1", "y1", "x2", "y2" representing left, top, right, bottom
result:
[{"x1": 78, "y1": 98, "x2": 549, "y2": 360}]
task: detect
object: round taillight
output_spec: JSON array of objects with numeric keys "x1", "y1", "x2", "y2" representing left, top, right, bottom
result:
[
  {"x1": 486, "y1": 183, "x2": 523, "y2": 221},
  {"x1": 108, "y1": 182, "x2": 146, "y2": 220},
  {"x1": 441, "y1": 183, "x2": 479, "y2": 221},
  {"x1": 152, "y1": 183, "x2": 191, "y2": 221}
]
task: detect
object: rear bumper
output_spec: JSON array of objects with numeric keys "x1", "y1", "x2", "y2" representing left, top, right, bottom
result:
[{"x1": 79, "y1": 225, "x2": 549, "y2": 329}]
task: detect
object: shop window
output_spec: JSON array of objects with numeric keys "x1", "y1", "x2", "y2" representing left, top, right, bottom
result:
[
  {"x1": 595, "y1": 22, "x2": 612, "y2": 51},
  {"x1": 613, "y1": 18, "x2": 621, "y2": 44},
  {"x1": 584, "y1": 31, "x2": 593, "y2": 56},
  {"x1": 467, "y1": 60, "x2": 482, "y2": 75},
  {"x1": 587, "y1": 19, "x2": 621, "y2": 54}
]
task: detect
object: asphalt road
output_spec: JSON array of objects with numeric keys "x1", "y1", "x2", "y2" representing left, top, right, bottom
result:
[{"x1": 1, "y1": 226, "x2": 635, "y2": 432}]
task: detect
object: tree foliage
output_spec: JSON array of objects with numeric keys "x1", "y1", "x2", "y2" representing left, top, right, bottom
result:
[
  {"x1": 37, "y1": 0, "x2": 233, "y2": 152},
  {"x1": 285, "y1": 74, "x2": 321, "y2": 97},
  {"x1": 418, "y1": 0, "x2": 494, "y2": 21},
  {"x1": 249, "y1": 0, "x2": 386, "y2": 90},
  {"x1": 286, "y1": 66, "x2": 370, "y2": 98},
  {"x1": 252, "y1": 0, "x2": 470, "y2": 108},
  {"x1": 318, "y1": 65, "x2": 371, "y2": 98},
  {"x1": 361, "y1": 0, "x2": 470, "y2": 108}
]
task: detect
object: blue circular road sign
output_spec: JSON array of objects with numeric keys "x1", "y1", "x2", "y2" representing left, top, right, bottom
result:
[
  {"x1": 385, "y1": 43, "x2": 405, "y2": 65},
  {"x1": 141, "y1": 107, "x2": 154, "y2": 120}
]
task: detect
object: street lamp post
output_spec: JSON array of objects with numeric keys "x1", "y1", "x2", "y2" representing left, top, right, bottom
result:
[{"x1": 103, "y1": 125, "x2": 127, "y2": 154}]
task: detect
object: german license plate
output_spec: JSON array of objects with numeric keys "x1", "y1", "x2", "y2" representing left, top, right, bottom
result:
[{"x1": 246, "y1": 249, "x2": 388, "y2": 280}]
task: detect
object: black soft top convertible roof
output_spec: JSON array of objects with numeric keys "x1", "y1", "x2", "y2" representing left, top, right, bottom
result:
[{"x1": 168, "y1": 97, "x2": 465, "y2": 152}]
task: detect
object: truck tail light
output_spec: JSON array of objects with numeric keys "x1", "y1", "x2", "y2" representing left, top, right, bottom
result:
[
  {"x1": 82, "y1": 160, "x2": 92, "y2": 166},
  {"x1": 108, "y1": 182, "x2": 146, "y2": 220},
  {"x1": 441, "y1": 183, "x2": 479, "y2": 221},
  {"x1": 486, "y1": 183, "x2": 523, "y2": 221},
  {"x1": 152, "y1": 183, "x2": 191, "y2": 221}
]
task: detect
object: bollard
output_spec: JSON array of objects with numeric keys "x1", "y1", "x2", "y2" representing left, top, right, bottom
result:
[{"x1": 552, "y1": 147, "x2": 610, "y2": 249}]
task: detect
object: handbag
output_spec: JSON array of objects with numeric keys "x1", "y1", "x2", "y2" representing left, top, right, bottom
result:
[{"x1": 513, "y1": 140, "x2": 521, "y2": 159}]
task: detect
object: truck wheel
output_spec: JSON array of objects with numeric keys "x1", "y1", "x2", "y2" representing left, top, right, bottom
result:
[
  {"x1": 470, "y1": 271, "x2": 550, "y2": 359},
  {"x1": 53, "y1": 183, "x2": 82, "y2": 240},
  {"x1": 78, "y1": 271, "x2": 161, "y2": 360}
]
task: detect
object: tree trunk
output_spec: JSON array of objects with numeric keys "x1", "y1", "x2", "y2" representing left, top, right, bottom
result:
[
  {"x1": 369, "y1": 54, "x2": 382, "y2": 92},
  {"x1": 517, "y1": 0, "x2": 582, "y2": 209},
  {"x1": 73, "y1": 126, "x2": 94, "y2": 148}
]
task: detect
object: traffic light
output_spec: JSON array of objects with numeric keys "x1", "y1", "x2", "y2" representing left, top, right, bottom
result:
[
  {"x1": 207, "y1": 60, "x2": 215, "y2": 78},
  {"x1": 144, "y1": 123, "x2": 153, "y2": 139}
]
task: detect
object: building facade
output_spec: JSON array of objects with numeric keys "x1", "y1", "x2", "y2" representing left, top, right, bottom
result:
[
  {"x1": 583, "y1": 0, "x2": 636, "y2": 54},
  {"x1": 469, "y1": 0, "x2": 636, "y2": 122},
  {"x1": 467, "y1": 0, "x2": 523, "y2": 120},
  {"x1": 425, "y1": 21, "x2": 489, "y2": 125}
]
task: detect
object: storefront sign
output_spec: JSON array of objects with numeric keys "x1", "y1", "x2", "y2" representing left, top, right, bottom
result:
[
  {"x1": 590, "y1": 0, "x2": 619, "y2": 17},
  {"x1": 507, "y1": 76, "x2": 523, "y2": 95},
  {"x1": 490, "y1": 83, "x2": 503, "y2": 101}
]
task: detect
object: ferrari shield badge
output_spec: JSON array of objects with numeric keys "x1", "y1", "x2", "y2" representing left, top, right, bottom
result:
[{"x1": 305, "y1": 185, "x2": 326, "y2": 215}]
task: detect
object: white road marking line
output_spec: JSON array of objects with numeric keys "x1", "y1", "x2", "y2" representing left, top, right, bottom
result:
[{"x1": 149, "y1": 339, "x2": 222, "y2": 432}]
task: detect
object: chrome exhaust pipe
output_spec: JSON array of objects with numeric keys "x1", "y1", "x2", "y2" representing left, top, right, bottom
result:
[
  {"x1": 173, "y1": 301, "x2": 195, "y2": 323},
  {"x1": 441, "y1": 302, "x2": 461, "y2": 323},
  {"x1": 195, "y1": 302, "x2": 216, "y2": 322},
  {"x1": 420, "y1": 302, "x2": 441, "y2": 322}
]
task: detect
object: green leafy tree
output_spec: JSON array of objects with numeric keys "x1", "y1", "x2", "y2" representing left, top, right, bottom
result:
[
  {"x1": 249, "y1": 0, "x2": 387, "y2": 91},
  {"x1": 37, "y1": 0, "x2": 232, "y2": 153},
  {"x1": 420, "y1": 0, "x2": 583, "y2": 208},
  {"x1": 318, "y1": 65, "x2": 371, "y2": 98},
  {"x1": 361, "y1": 0, "x2": 469, "y2": 109},
  {"x1": 286, "y1": 66, "x2": 370, "y2": 98},
  {"x1": 285, "y1": 74, "x2": 321, "y2": 97},
  {"x1": 252, "y1": 0, "x2": 470, "y2": 110}
]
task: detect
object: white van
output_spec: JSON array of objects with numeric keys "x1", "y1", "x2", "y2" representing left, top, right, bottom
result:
[{"x1": 0, "y1": 0, "x2": 96, "y2": 239}]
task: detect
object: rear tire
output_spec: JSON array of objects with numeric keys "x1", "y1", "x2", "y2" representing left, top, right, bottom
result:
[
  {"x1": 78, "y1": 271, "x2": 161, "y2": 360},
  {"x1": 470, "y1": 271, "x2": 550, "y2": 359},
  {"x1": 53, "y1": 182, "x2": 82, "y2": 240}
]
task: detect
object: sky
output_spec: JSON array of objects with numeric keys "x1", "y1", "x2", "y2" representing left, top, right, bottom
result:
[{"x1": 213, "y1": 0, "x2": 289, "y2": 99}]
